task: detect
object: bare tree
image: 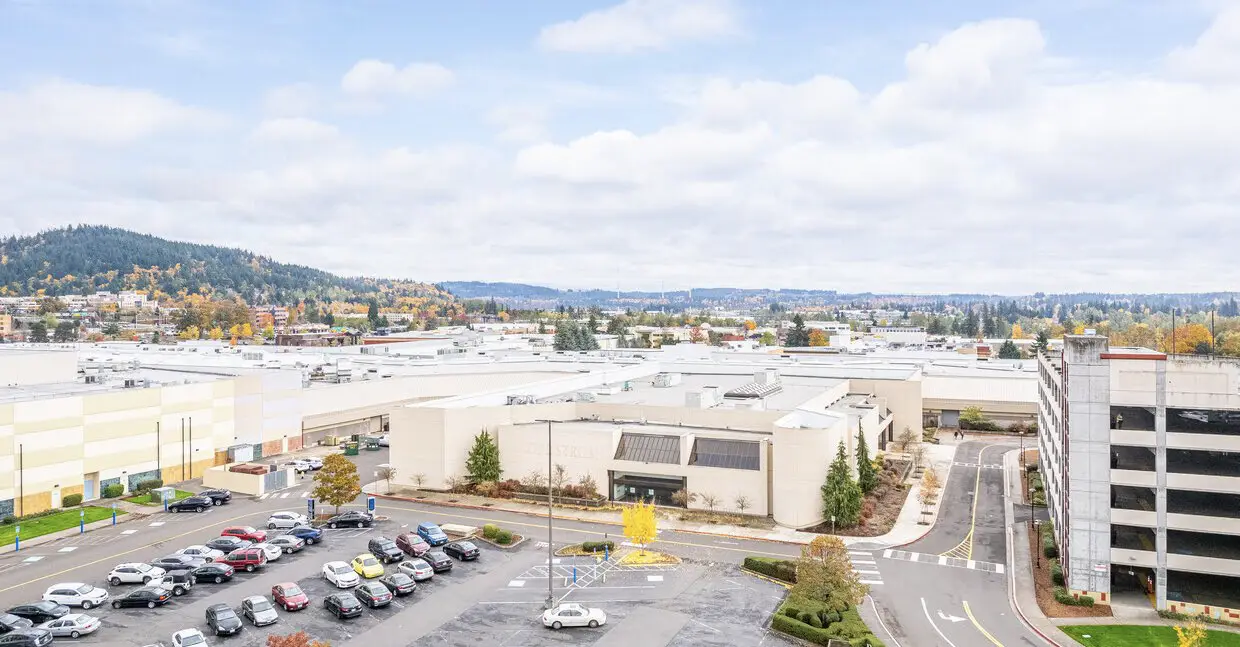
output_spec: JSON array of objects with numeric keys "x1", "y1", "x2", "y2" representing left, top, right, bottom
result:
[
  {"x1": 897, "y1": 426, "x2": 918, "y2": 453},
  {"x1": 376, "y1": 465, "x2": 397, "y2": 494},
  {"x1": 552, "y1": 463, "x2": 568, "y2": 502},
  {"x1": 734, "y1": 494, "x2": 752, "y2": 515},
  {"x1": 521, "y1": 470, "x2": 545, "y2": 491},
  {"x1": 671, "y1": 488, "x2": 697, "y2": 508},
  {"x1": 412, "y1": 473, "x2": 426, "y2": 490},
  {"x1": 444, "y1": 474, "x2": 465, "y2": 494},
  {"x1": 700, "y1": 492, "x2": 720, "y2": 513},
  {"x1": 577, "y1": 473, "x2": 599, "y2": 498},
  {"x1": 910, "y1": 443, "x2": 927, "y2": 470}
]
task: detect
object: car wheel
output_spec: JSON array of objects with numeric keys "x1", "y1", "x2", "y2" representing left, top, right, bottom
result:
[
  {"x1": 175, "y1": 586, "x2": 185, "y2": 596},
  {"x1": 112, "y1": 601, "x2": 121, "y2": 609},
  {"x1": 589, "y1": 620, "x2": 599, "y2": 628},
  {"x1": 82, "y1": 600, "x2": 93, "y2": 610},
  {"x1": 71, "y1": 631, "x2": 81, "y2": 638},
  {"x1": 246, "y1": 564, "x2": 255, "y2": 572},
  {"x1": 111, "y1": 577, "x2": 122, "y2": 586},
  {"x1": 195, "y1": 506, "x2": 204, "y2": 513},
  {"x1": 552, "y1": 621, "x2": 562, "y2": 630},
  {"x1": 142, "y1": 576, "x2": 152, "y2": 584},
  {"x1": 285, "y1": 548, "x2": 294, "y2": 554},
  {"x1": 214, "y1": 499, "x2": 222, "y2": 506},
  {"x1": 172, "y1": 507, "x2": 180, "y2": 513},
  {"x1": 147, "y1": 601, "x2": 156, "y2": 609},
  {"x1": 329, "y1": 522, "x2": 338, "y2": 529},
  {"x1": 268, "y1": 523, "x2": 277, "y2": 529}
]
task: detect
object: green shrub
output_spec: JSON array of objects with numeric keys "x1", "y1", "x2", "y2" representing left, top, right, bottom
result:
[
  {"x1": 134, "y1": 478, "x2": 163, "y2": 495},
  {"x1": 495, "y1": 529, "x2": 513, "y2": 545},
  {"x1": 1050, "y1": 562, "x2": 1064, "y2": 586},
  {"x1": 581, "y1": 540, "x2": 616, "y2": 553},
  {"x1": 806, "y1": 613, "x2": 824, "y2": 628},
  {"x1": 797, "y1": 611, "x2": 815, "y2": 626},
  {"x1": 783, "y1": 605, "x2": 801, "y2": 619},
  {"x1": 482, "y1": 524, "x2": 499, "y2": 540},
  {"x1": 1, "y1": 516, "x2": 14, "y2": 525},
  {"x1": 824, "y1": 610, "x2": 841, "y2": 625},
  {"x1": 743, "y1": 556, "x2": 798, "y2": 583},
  {"x1": 1052, "y1": 587, "x2": 1094, "y2": 606},
  {"x1": 1042, "y1": 536, "x2": 1058, "y2": 559},
  {"x1": 850, "y1": 635, "x2": 885, "y2": 647},
  {"x1": 102, "y1": 484, "x2": 125, "y2": 498},
  {"x1": 62, "y1": 494, "x2": 83, "y2": 507},
  {"x1": 771, "y1": 614, "x2": 833, "y2": 645}
]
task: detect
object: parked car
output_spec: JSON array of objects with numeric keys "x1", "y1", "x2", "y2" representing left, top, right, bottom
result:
[
  {"x1": 353, "y1": 582, "x2": 392, "y2": 609},
  {"x1": 416, "y1": 522, "x2": 449, "y2": 546},
  {"x1": 190, "y1": 563, "x2": 234, "y2": 584},
  {"x1": 6, "y1": 603, "x2": 68, "y2": 625},
  {"x1": 199, "y1": 489, "x2": 232, "y2": 505},
  {"x1": 204, "y1": 604, "x2": 242, "y2": 636},
  {"x1": 321, "y1": 562, "x2": 360, "y2": 588},
  {"x1": 204, "y1": 537, "x2": 250, "y2": 553},
  {"x1": 304, "y1": 457, "x2": 324, "y2": 470},
  {"x1": 397, "y1": 558, "x2": 434, "y2": 581},
  {"x1": 218, "y1": 549, "x2": 267, "y2": 573},
  {"x1": 286, "y1": 459, "x2": 312, "y2": 473},
  {"x1": 167, "y1": 496, "x2": 214, "y2": 513},
  {"x1": 251, "y1": 543, "x2": 283, "y2": 562},
  {"x1": 266, "y1": 512, "x2": 308, "y2": 530},
  {"x1": 41, "y1": 583, "x2": 107, "y2": 610},
  {"x1": 153, "y1": 573, "x2": 194, "y2": 597},
  {"x1": 175, "y1": 545, "x2": 224, "y2": 562},
  {"x1": 241, "y1": 596, "x2": 278, "y2": 627},
  {"x1": 220, "y1": 526, "x2": 267, "y2": 543},
  {"x1": 111, "y1": 588, "x2": 171, "y2": 610},
  {"x1": 542, "y1": 603, "x2": 607, "y2": 629},
  {"x1": 171, "y1": 628, "x2": 208, "y2": 647},
  {"x1": 108, "y1": 563, "x2": 165, "y2": 586},
  {"x1": 378, "y1": 573, "x2": 416, "y2": 597},
  {"x1": 377, "y1": 434, "x2": 389, "y2": 447},
  {"x1": 368, "y1": 537, "x2": 403, "y2": 564},
  {"x1": 326, "y1": 511, "x2": 372, "y2": 529},
  {"x1": 151, "y1": 555, "x2": 206, "y2": 573},
  {"x1": 443, "y1": 541, "x2": 480, "y2": 561},
  {"x1": 36, "y1": 614, "x2": 100, "y2": 639},
  {"x1": 0, "y1": 629, "x2": 52, "y2": 647},
  {"x1": 322, "y1": 593, "x2": 363, "y2": 620},
  {"x1": 268, "y1": 536, "x2": 305, "y2": 554},
  {"x1": 350, "y1": 554, "x2": 384, "y2": 579},
  {"x1": 395, "y1": 532, "x2": 431, "y2": 557},
  {"x1": 420, "y1": 550, "x2": 453, "y2": 573},
  {"x1": 271, "y1": 583, "x2": 309, "y2": 612},
  {"x1": 283, "y1": 526, "x2": 323, "y2": 545},
  {"x1": 0, "y1": 615, "x2": 33, "y2": 634}
]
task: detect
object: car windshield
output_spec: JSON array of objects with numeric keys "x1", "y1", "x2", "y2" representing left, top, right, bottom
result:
[
  {"x1": 377, "y1": 540, "x2": 396, "y2": 550},
  {"x1": 75, "y1": 585, "x2": 94, "y2": 594},
  {"x1": 332, "y1": 565, "x2": 351, "y2": 574},
  {"x1": 361, "y1": 557, "x2": 378, "y2": 567},
  {"x1": 181, "y1": 634, "x2": 204, "y2": 646},
  {"x1": 282, "y1": 585, "x2": 303, "y2": 596},
  {"x1": 134, "y1": 564, "x2": 152, "y2": 572},
  {"x1": 251, "y1": 599, "x2": 273, "y2": 612},
  {"x1": 460, "y1": 542, "x2": 476, "y2": 549},
  {"x1": 216, "y1": 608, "x2": 238, "y2": 620}
]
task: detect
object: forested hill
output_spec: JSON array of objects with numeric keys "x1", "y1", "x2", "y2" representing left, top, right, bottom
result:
[{"x1": 0, "y1": 226, "x2": 453, "y2": 306}]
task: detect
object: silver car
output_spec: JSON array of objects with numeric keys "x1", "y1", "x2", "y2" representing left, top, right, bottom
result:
[
  {"x1": 266, "y1": 512, "x2": 308, "y2": 530},
  {"x1": 268, "y1": 536, "x2": 305, "y2": 554},
  {"x1": 39, "y1": 613, "x2": 101, "y2": 638},
  {"x1": 398, "y1": 558, "x2": 434, "y2": 581},
  {"x1": 241, "y1": 596, "x2": 278, "y2": 627}
]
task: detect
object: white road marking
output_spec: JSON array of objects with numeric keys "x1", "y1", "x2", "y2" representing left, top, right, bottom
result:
[
  {"x1": 860, "y1": 580, "x2": 883, "y2": 585},
  {"x1": 689, "y1": 618, "x2": 720, "y2": 633},
  {"x1": 148, "y1": 522, "x2": 164, "y2": 527},
  {"x1": 855, "y1": 570, "x2": 881, "y2": 575},
  {"x1": 280, "y1": 493, "x2": 290, "y2": 499},
  {"x1": 920, "y1": 597, "x2": 958, "y2": 647},
  {"x1": 22, "y1": 556, "x2": 44, "y2": 563},
  {"x1": 121, "y1": 530, "x2": 137, "y2": 535},
  {"x1": 850, "y1": 551, "x2": 872, "y2": 556},
  {"x1": 507, "y1": 580, "x2": 526, "y2": 587},
  {"x1": 939, "y1": 556, "x2": 949, "y2": 566},
  {"x1": 58, "y1": 547, "x2": 77, "y2": 553},
  {"x1": 647, "y1": 575, "x2": 663, "y2": 582},
  {"x1": 852, "y1": 559, "x2": 877, "y2": 565}
]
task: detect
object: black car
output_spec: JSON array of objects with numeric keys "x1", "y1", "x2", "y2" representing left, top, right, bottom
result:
[
  {"x1": 323, "y1": 593, "x2": 363, "y2": 619},
  {"x1": 199, "y1": 488, "x2": 232, "y2": 505},
  {"x1": 284, "y1": 526, "x2": 323, "y2": 545},
  {"x1": 421, "y1": 550, "x2": 453, "y2": 573},
  {"x1": 443, "y1": 541, "x2": 480, "y2": 561},
  {"x1": 0, "y1": 615, "x2": 33, "y2": 635},
  {"x1": 205, "y1": 536, "x2": 251, "y2": 553},
  {"x1": 205, "y1": 604, "x2": 243, "y2": 636},
  {"x1": 368, "y1": 537, "x2": 403, "y2": 564},
  {"x1": 190, "y1": 563, "x2": 235, "y2": 584},
  {"x1": 110, "y1": 587, "x2": 170, "y2": 609},
  {"x1": 0, "y1": 629, "x2": 52, "y2": 647},
  {"x1": 326, "y1": 511, "x2": 373, "y2": 529},
  {"x1": 167, "y1": 496, "x2": 214, "y2": 513},
  {"x1": 151, "y1": 555, "x2": 207, "y2": 573},
  {"x1": 5, "y1": 603, "x2": 67, "y2": 625},
  {"x1": 353, "y1": 582, "x2": 392, "y2": 609},
  {"x1": 378, "y1": 573, "x2": 416, "y2": 596}
]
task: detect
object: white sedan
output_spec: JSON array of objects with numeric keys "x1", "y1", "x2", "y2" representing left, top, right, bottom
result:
[
  {"x1": 172, "y1": 628, "x2": 209, "y2": 647},
  {"x1": 109, "y1": 563, "x2": 165, "y2": 586},
  {"x1": 286, "y1": 459, "x2": 312, "y2": 473},
  {"x1": 39, "y1": 613, "x2": 101, "y2": 639},
  {"x1": 542, "y1": 603, "x2": 606, "y2": 630},
  {"x1": 251, "y1": 542, "x2": 283, "y2": 562},
  {"x1": 42, "y1": 583, "x2": 108, "y2": 610},
  {"x1": 377, "y1": 434, "x2": 389, "y2": 447},
  {"x1": 321, "y1": 561, "x2": 360, "y2": 588},
  {"x1": 304, "y1": 457, "x2": 323, "y2": 470},
  {"x1": 176, "y1": 545, "x2": 225, "y2": 562},
  {"x1": 266, "y1": 512, "x2": 308, "y2": 530}
]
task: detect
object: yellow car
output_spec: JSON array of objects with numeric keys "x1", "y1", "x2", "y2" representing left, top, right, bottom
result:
[{"x1": 351, "y1": 554, "x2": 384, "y2": 579}]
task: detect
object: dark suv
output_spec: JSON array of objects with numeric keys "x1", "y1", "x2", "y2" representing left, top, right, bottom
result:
[
  {"x1": 0, "y1": 614, "x2": 33, "y2": 635},
  {"x1": 368, "y1": 537, "x2": 403, "y2": 564},
  {"x1": 167, "y1": 496, "x2": 214, "y2": 513},
  {"x1": 205, "y1": 604, "x2": 242, "y2": 636},
  {"x1": 199, "y1": 488, "x2": 232, "y2": 505}
]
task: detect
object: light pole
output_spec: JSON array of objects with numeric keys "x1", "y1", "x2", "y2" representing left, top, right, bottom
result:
[{"x1": 537, "y1": 419, "x2": 555, "y2": 609}]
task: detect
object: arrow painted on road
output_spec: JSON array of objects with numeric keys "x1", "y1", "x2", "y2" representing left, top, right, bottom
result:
[{"x1": 938, "y1": 610, "x2": 966, "y2": 623}]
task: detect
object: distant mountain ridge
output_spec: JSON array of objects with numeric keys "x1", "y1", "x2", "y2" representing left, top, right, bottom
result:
[{"x1": 0, "y1": 226, "x2": 453, "y2": 306}]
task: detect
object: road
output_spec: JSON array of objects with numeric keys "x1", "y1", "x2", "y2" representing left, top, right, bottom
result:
[{"x1": 868, "y1": 440, "x2": 1047, "y2": 647}]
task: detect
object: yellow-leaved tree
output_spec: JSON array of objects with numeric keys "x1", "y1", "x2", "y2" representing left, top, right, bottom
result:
[
  {"x1": 208, "y1": 326, "x2": 224, "y2": 340},
  {"x1": 1011, "y1": 323, "x2": 1024, "y2": 339},
  {"x1": 1174, "y1": 615, "x2": 1207, "y2": 647},
  {"x1": 262, "y1": 324, "x2": 275, "y2": 340},
  {"x1": 229, "y1": 324, "x2": 241, "y2": 338},
  {"x1": 178, "y1": 325, "x2": 200, "y2": 341},
  {"x1": 241, "y1": 323, "x2": 253, "y2": 337},
  {"x1": 808, "y1": 329, "x2": 828, "y2": 346},
  {"x1": 1162, "y1": 324, "x2": 1213, "y2": 355},
  {"x1": 622, "y1": 500, "x2": 657, "y2": 555}
]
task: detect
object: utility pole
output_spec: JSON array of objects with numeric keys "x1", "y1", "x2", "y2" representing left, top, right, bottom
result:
[{"x1": 536, "y1": 419, "x2": 555, "y2": 609}]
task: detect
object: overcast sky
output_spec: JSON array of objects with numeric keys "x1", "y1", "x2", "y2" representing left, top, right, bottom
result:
[{"x1": 1, "y1": 0, "x2": 1238, "y2": 294}]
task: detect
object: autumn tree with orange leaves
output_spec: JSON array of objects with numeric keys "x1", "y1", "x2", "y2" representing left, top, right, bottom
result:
[{"x1": 266, "y1": 632, "x2": 330, "y2": 647}]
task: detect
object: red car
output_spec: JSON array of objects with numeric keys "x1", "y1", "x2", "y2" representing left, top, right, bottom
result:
[
  {"x1": 221, "y1": 526, "x2": 267, "y2": 543},
  {"x1": 271, "y1": 582, "x2": 309, "y2": 611},
  {"x1": 218, "y1": 548, "x2": 267, "y2": 573},
  {"x1": 395, "y1": 532, "x2": 431, "y2": 557}
]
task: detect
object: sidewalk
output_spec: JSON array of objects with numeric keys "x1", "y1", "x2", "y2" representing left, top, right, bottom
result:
[
  {"x1": 0, "y1": 498, "x2": 159, "y2": 556},
  {"x1": 362, "y1": 439, "x2": 958, "y2": 549}
]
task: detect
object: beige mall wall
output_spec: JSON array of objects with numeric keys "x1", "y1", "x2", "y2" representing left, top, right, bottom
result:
[{"x1": 851, "y1": 377, "x2": 924, "y2": 437}]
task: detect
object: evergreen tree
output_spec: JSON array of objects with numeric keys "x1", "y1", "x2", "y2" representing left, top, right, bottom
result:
[
  {"x1": 29, "y1": 321, "x2": 49, "y2": 343},
  {"x1": 855, "y1": 429, "x2": 877, "y2": 494},
  {"x1": 821, "y1": 441, "x2": 863, "y2": 527},
  {"x1": 538, "y1": 321, "x2": 547, "y2": 335},
  {"x1": 464, "y1": 430, "x2": 502, "y2": 483},
  {"x1": 367, "y1": 299, "x2": 380, "y2": 324},
  {"x1": 786, "y1": 314, "x2": 811, "y2": 347},
  {"x1": 963, "y1": 312, "x2": 979, "y2": 338},
  {"x1": 53, "y1": 321, "x2": 77, "y2": 342},
  {"x1": 1032, "y1": 330, "x2": 1050, "y2": 355},
  {"x1": 553, "y1": 321, "x2": 575, "y2": 350},
  {"x1": 998, "y1": 339, "x2": 1022, "y2": 359}
]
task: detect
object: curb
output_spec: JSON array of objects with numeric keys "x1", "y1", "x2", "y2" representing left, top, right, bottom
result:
[
  {"x1": 1001, "y1": 448, "x2": 1066, "y2": 647},
  {"x1": 739, "y1": 566, "x2": 793, "y2": 589},
  {"x1": 0, "y1": 508, "x2": 140, "y2": 556}
]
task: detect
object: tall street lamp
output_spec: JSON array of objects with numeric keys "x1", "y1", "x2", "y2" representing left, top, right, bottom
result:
[{"x1": 536, "y1": 419, "x2": 555, "y2": 609}]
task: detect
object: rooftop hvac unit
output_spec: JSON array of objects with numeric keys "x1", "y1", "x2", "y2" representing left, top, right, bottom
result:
[
  {"x1": 84, "y1": 374, "x2": 101, "y2": 384},
  {"x1": 507, "y1": 394, "x2": 537, "y2": 406},
  {"x1": 574, "y1": 391, "x2": 597, "y2": 403},
  {"x1": 653, "y1": 372, "x2": 682, "y2": 388},
  {"x1": 123, "y1": 378, "x2": 138, "y2": 388}
]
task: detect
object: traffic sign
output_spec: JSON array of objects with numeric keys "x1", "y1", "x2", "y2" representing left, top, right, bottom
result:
[
  {"x1": 367, "y1": 496, "x2": 376, "y2": 513},
  {"x1": 307, "y1": 499, "x2": 315, "y2": 519}
]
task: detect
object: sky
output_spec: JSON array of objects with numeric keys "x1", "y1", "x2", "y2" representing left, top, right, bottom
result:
[{"x1": 1, "y1": 0, "x2": 1238, "y2": 294}]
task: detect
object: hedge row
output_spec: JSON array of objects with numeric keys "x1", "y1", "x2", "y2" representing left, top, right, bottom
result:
[
  {"x1": 1050, "y1": 561, "x2": 1064, "y2": 586},
  {"x1": 743, "y1": 556, "x2": 797, "y2": 584},
  {"x1": 2, "y1": 506, "x2": 90, "y2": 525},
  {"x1": 771, "y1": 606, "x2": 885, "y2": 647},
  {"x1": 133, "y1": 478, "x2": 164, "y2": 495},
  {"x1": 102, "y1": 484, "x2": 125, "y2": 499},
  {"x1": 62, "y1": 494, "x2": 83, "y2": 507},
  {"x1": 481, "y1": 523, "x2": 515, "y2": 545},
  {"x1": 1053, "y1": 586, "x2": 1095, "y2": 607},
  {"x1": 581, "y1": 540, "x2": 615, "y2": 553}
]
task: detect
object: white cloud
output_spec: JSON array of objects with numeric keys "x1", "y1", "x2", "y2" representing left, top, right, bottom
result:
[
  {"x1": 263, "y1": 83, "x2": 318, "y2": 117},
  {"x1": 340, "y1": 59, "x2": 454, "y2": 96},
  {"x1": 1167, "y1": 5, "x2": 1240, "y2": 81},
  {"x1": 248, "y1": 118, "x2": 341, "y2": 145},
  {"x1": 0, "y1": 80, "x2": 222, "y2": 145},
  {"x1": 486, "y1": 105, "x2": 549, "y2": 143},
  {"x1": 538, "y1": 0, "x2": 739, "y2": 54}
]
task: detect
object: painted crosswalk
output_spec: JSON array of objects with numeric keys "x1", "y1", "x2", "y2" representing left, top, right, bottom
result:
[
  {"x1": 883, "y1": 549, "x2": 1005, "y2": 574},
  {"x1": 952, "y1": 462, "x2": 1003, "y2": 470},
  {"x1": 257, "y1": 491, "x2": 312, "y2": 500},
  {"x1": 850, "y1": 550, "x2": 883, "y2": 585}
]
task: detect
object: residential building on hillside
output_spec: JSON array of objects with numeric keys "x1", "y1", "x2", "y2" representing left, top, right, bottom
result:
[
  {"x1": 1038, "y1": 335, "x2": 1240, "y2": 617},
  {"x1": 251, "y1": 305, "x2": 289, "y2": 330}
]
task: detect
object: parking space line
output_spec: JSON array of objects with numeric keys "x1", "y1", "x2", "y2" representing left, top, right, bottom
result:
[
  {"x1": 57, "y1": 547, "x2": 77, "y2": 553},
  {"x1": 22, "y1": 556, "x2": 44, "y2": 563},
  {"x1": 507, "y1": 580, "x2": 526, "y2": 587}
]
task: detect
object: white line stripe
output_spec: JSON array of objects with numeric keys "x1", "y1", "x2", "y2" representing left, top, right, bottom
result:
[
  {"x1": 995, "y1": 564, "x2": 1005, "y2": 574},
  {"x1": 920, "y1": 597, "x2": 958, "y2": 647},
  {"x1": 280, "y1": 493, "x2": 290, "y2": 499},
  {"x1": 882, "y1": 549, "x2": 893, "y2": 559},
  {"x1": 855, "y1": 570, "x2": 881, "y2": 575},
  {"x1": 860, "y1": 580, "x2": 883, "y2": 585},
  {"x1": 938, "y1": 556, "x2": 948, "y2": 566},
  {"x1": 967, "y1": 560, "x2": 976, "y2": 569},
  {"x1": 852, "y1": 559, "x2": 877, "y2": 565},
  {"x1": 849, "y1": 551, "x2": 872, "y2": 556}
]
